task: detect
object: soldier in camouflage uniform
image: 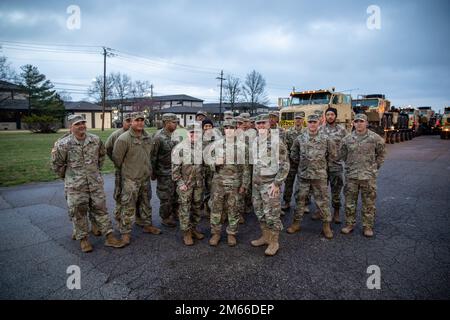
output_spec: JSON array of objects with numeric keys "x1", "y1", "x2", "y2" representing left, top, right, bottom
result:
[
  {"x1": 209, "y1": 120, "x2": 250, "y2": 247},
  {"x1": 112, "y1": 112, "x2": 161, "y2": 246},
  {"x1": 319, "y1": 107, "x2": 348, "y2": 224},
  {"x1": 340, "y1": 113, "x2": 386, "y2": 237},
  {"x1": 287, "y1": 114, "x2": 334, "y2": 239},
  {"x1": 269, "y1": 110, "x2": 286, "y2": 142},
  {"x1": 250, "y1": 114, "x2": 290, "y2": 256},
  {"x1": 51, "y1": 115, "x2": 125, "y2": 252},
  {"x1": 105, "y1": 113, "x2": 133, "y2": 224},
  {"x1": 201, "y1": 118, "x2": 215, "y2": 217},
  {"x1": 172, "y1": 124, "x2": 205, "y2": 246},
  {"x1": 282, "y1": 111, "x2": 305, "y2": 211},
  {"x1": 151, "y1": 113, "x2": 180, "y2": 227},
  {"x1": 196, "y1": 110, "x2": 208, "y2": 122}
]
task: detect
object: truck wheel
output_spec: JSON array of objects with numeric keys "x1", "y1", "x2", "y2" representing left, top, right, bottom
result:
[
  {"x1": 389, "y1": 133, "x2": 395, "y2": 144},
  {"x1": 400, "y1": 132, "x2": 405, "y2": 142},
  {"x1": 395, "y1": 133, "x2": 401, "y2": 143}
]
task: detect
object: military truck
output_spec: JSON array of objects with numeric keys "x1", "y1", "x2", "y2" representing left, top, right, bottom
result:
[
  {"x1": 417, "y1": 106, "x2": 440, "y2": 135},
  {"x1": 440, "y1": 107, "x2": 450, "y2": 139},
  {"x1": 278, "y1": 88, "x2": 353, "y2": 130},
  {"x1": 399, "y1": 107, "x2": 421, "y2": 137},
  {"x1": 352, "y1": 94, "x2": 413, "y2": 144}
]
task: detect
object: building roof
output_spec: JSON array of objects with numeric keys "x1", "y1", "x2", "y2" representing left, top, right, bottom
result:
[
  {"x1": 107, "y1": 94, "x2": 203, "y2": 105},
  {"x1": 0, "y1": 80, "x2": 25, "y2": 92},
  {"x1": 64, "y1": 101, "x2": 112, "y2": 111},
  {"x1": 154, "y1": 106, "x2": 201, "y2": 114}
]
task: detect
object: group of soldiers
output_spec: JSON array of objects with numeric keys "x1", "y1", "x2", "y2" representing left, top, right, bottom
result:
[{"x1": 51, "y1": 106, "x2": 386, "y2": 256}]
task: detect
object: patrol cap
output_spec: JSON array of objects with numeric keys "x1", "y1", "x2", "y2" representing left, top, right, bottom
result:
[
  {"x1": 354, "y1": 113, "x2": 368, "y2": 122},
  {"x1": 196, "y1": 110, "x2": 207, "y2": 117},
  {"x1": 249, "y1": 117, "x2": 256, "y2": 123},
  {"x1": 240, "y1": 113, "x2": 251, "y2": 121},
  {"x1": 162, "y1": 113, "x2": 178, "y2": 122},
  {"x1": 223, "y1": 120, "x2": 236, "y2": 128},
  {"x1": 314, "y1": 110, "x2": 323, "y2": 116},
  {"x1": 123, "y1": 113, "x2": 133, "y2": 120},
  {"x1": 255, "y1": 114, "x2": 270, "y2": 123},
  {"x1": 269, "y1": 110, "x2": 280, "y2": 118},
  {"x1": 185, "y1": 123, "x2": 200, "y2": 132},
  {"x1": 68, "y1": 114, "x2": 86, "y2": 125},
  {"x1": 307, "y1": 114, "x2": 320, "y2": 122},
  {"x1": 294, "y1": 111, "x2": 305, "y2": 119},
  {"x1": 234, "y1": 116, "x2": 244, "y2": 123},
  {"x1": 131, "y1": 112, "x2": 145, "y2": 120}
]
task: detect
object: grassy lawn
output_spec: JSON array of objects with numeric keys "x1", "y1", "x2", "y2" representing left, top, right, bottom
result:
[{"x1": 0, "y1": 128, "x2": 157, "y2": 187}]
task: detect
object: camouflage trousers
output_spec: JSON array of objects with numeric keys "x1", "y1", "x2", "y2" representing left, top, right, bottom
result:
[
  {"x1": 294, "y1": 178, "x2": 331, "y2": 223},
  {"x1": 156, "y1": 175, "x2": 178, "y2": 219},
  {"x1": 283, "y1": 167, "x2": 298, "y2": 205},
  {"x1": 119, "y1": 178, "x2": 153, "y2": 234},
  {"x1": 65, "y1": 186, "x2": 98, "y2": 235},
  {"x1": 210, "y1": 184, "x2": 241, "y2": 235},
  {"x1": 252, "y1": 181, "x2": 283, "y2": 231},
  {"x1": 203, "y1": 166, "x2": 214, "y2": 212},
  {"x1": 344, "y1": 178, "x2": 377, "y2": 228},
  {"x1": 66, "y1": 184, "x2": 113, "y2": 240},
  {"x1": 328, "y1": 170, "x2": 344, "y2": 209},
  {"x1": 114, "y1": 171, "x2": 142, "y2": 224},
  {"x1": 177, "y1": 185, "x2": 203, "y2": 232}
]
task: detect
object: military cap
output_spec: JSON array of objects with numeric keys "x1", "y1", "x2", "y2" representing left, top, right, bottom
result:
[
  {"x1": 131, "y1": 112, "x2": 146, "y2": 120},
  {"x1": 196, "y1": 110, "x2": 207, "y2": 117},
  {"x1": 249, "y1": 117, "x2": 256, "y2": 122},
  {"x1": 294, "y1": 111, "x2": 305, "y2": 119},
  {"x1": 255, "y1": 114, "x2": 270, "y2": 123},
  {"x1": 162, "y1": 113, "x2": 178, "y2": 122},
  {"x1": 240, "y1": 113, "x2": 251, "y2": 121},
  {"x1": 185, "y1": 123, "x2": 200, "y2": 132},
  {"x1": 307, "y1": 114, "x2": 320, "y2": 122},
  {"x1": 269, "y1": 110, "x2": 280, "y2": 118},
  {"x1": 68, "y1": 114, "x2": 86, "y2": 125},
  {"x1": 222, "y1": 120, "x2": 236, "y2": 128},
  {"x1": 354, "y1": 113, "x2": 368, "y2": 121},
  {"x1": 123, "y1": 113, "x2": 133, "y2": 120},
  {"x1": 314, "y1": 110, "x2": 324, "y2": 116},
  {"x1": 234, "y1": 116, "x2": 244, "y2": 123}
]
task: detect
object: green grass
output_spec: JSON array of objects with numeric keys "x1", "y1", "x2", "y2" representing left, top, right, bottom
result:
[{"x1": 0, "y1": 128, "x2": 157, "y2": 187}]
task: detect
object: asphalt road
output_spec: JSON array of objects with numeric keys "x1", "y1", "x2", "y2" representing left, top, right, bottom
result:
[{"x1": 0, "y1": 135, "x2": 449, "y2": 300}]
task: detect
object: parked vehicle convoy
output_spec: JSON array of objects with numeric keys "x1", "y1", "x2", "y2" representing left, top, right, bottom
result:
[{"x1": 440, "y1": 107, "x2": 450, "y2": 140}]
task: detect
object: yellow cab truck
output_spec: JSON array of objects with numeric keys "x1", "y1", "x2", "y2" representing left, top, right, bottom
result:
[
  {"x1": 352, "y1": 94, "x2": 413, "y2": 144},
  {"x1": 278, "y1": 88, "x2": 353, "y2": 130},
  {"x1": 441, "y1": 107, "x2": 450, "y2": 140}
]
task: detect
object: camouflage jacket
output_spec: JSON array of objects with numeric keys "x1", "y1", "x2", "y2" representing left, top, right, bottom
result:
[
  {"x1": 291, "y1": 130, "x2": 333, "y2": 180},
  {"x1": 112, "y1": 128, "x2": 152, "y2": 181},
  {"x1": 105, "y1": 128, "x2": 126, "y2": 161},
  {"x1": 252, "y1": 131, "x2": 290, "y2": 186},
  {"x1": 321, "y1": 123, "x2": 348, "y2": 172},
  {"x1": 151, "y1": 128, "x2": 179, "y2": 176},
  {"x1": 51, "y1": 133, "x2": 106, "y2": 189},
  {"x1": 172, "y1": 143, "x2": 204, "y2": 188},
  {"x1": 210, "y1": 137, "x2": 251, "y2": 189},
  {"x1": 340, "y1": 130, "x2": 386, "y2": 180},
  {"x1": 284, "y1": 126, "x2": 303, "y2": 164}
]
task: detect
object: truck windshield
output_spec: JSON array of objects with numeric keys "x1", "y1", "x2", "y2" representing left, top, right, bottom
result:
[
  {"x1": 352, "y1": 99, "x2": 379, "y2": 109},
  {"x1": 291, "y1": 92, "x2": 331, "y2": 105}
]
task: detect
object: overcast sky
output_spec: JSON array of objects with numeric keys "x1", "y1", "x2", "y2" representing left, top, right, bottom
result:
[{"x1": 0, "y1": 0, "x2": 449, "y2": 111}]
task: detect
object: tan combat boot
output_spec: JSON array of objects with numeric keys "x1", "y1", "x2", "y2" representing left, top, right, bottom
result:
[
  {"x1": 227, "y1": 234, "x2": 237, "y2": 247},
  {"x1": 251, "y1": 224, "x2": 268, "y2": 247},
  {"x1": 121, "y1": 233, "x2": 131, "y2": 246},
  {"x1": 183, "y1": 230, "x2": 194, "y2": 246},
  {"x1": 287, "y1": 220, "x2": 301, "y2": 234},
  {"x1": 143, "y1": 225, "x2": 161, "y2": 235},
  {"x1": 191, "y1": 228, "x2": 205, "y2": 240},
  {"x1": 105, "y1": 233, "x2": 126, "y2": 248},
  {"x1": 209, "y1": 232, "x2": 221, "y2": 246},
  {"x1": 265, "y1": 230, "x2": 280, "y2": 256},
  {"x1": 341, "y1": 224, "x2": 355, "y2": 234},
  {"x1": 161, "y1": 216, "x2": 177, "y2": 227},
  {"x1": 80, "y1": 237, "x2": 93, "y2": 253},
  {"x1": 322, "y1": 222, "x2": 334, "y2": 239},
  {"x1": 91, "y1": 222, "x2": 101, "y2": 236},
  {"x1": 333, "y1": 208, "x2": 341, "y2": 224},
  {"x1": 363, "y1": 227, "x2": 374, "y2": 237}
]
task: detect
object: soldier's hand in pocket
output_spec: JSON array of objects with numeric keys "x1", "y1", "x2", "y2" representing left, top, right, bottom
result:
[
  {"x1": 179, "y1": 184, "x2": 188, "y2": 192},
  {"x1": 269, "y1": 183, "x2": 280, "y2": 198}
]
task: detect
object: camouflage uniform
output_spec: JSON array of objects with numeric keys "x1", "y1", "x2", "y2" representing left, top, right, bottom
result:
[
  {"x1": 252, "y1": 127, "x2": 290, "y2": 231},
  {"x1": 51, "y1": 132, "x2": 114, "y2": 240},
  {"x1": 210, "y1": 134, "x2": 250, "y2": 235},
  {"x1": 112, "y1": 126, "x2": 154, "y2": 234},
  {"x1": 341, "y1": 128, "x2": 386, "y2": 228},
  {"x1": 283, "y1": 122, "x2": 304, "y2": 207},
  {"x1": 291, "y1": 127, "x2": 334, "y2": 224},
  {"x1": 172, "y1": 142, "x2": 204, "y2": 232},
  {"x1": 151, "y1": 124, "x2": 180, "y2": 221},
  {"x1": 321, "y1": 122, "x2": 348, "y2": 210}
]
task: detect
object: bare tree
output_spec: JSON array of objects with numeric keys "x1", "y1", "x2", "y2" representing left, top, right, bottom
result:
[
  {"x1": 87, "y1": 74, "x2": 114, "y2": 103},
  {"x1": 57, "y1": 90, "x2": 72, "y2": 101},
  {"x1": 224, "y1": 75, "x2": 241, "y2": 112},
  {"x1": 242, "y1": 70, "x2": 269, "y2": 110},
  {"x1": 0, "y1": 55, "x2": 18, "y2": 83},
  {"x1": 131, "y1": 80, "x2": 152, "y2": 98}
]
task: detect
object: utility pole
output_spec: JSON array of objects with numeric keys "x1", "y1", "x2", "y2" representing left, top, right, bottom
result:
[
  {"x1": 150, "y1": 84, "x2": 154, "y2": 98},
  {"x1": 216, "y1": 70, "x2": 225, "y2": 123},
  {"x1": 101, "y1": 47, "x2": 115, "y2": 131}
]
